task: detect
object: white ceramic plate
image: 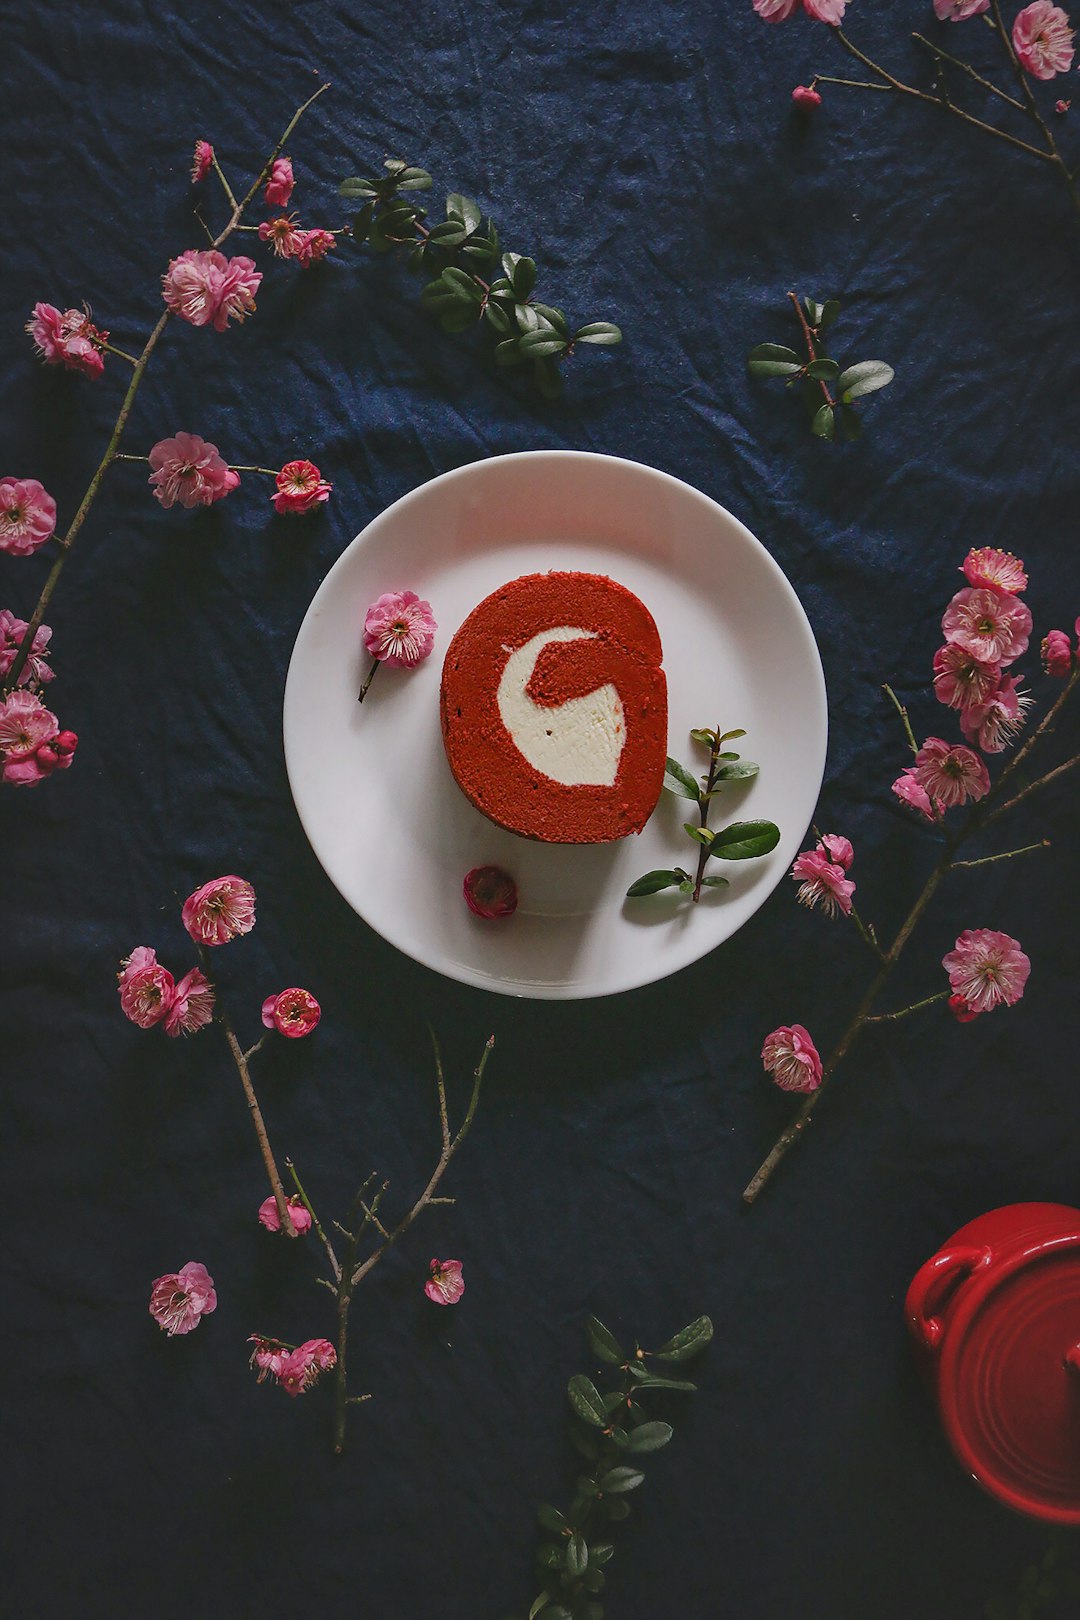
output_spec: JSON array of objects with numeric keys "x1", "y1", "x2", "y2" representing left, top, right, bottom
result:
[{"x1": 284, "y1": 451, "x2": 827, "y2": 1000}]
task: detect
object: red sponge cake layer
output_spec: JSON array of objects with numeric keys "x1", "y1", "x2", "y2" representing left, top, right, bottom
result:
[{"x1": 440, "y1": 571, "x2": 667, "y2": 844}]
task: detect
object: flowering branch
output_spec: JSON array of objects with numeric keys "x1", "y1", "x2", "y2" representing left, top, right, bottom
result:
[{"x1": 748, "y1": 292, "x2": 894, "y2": 441}]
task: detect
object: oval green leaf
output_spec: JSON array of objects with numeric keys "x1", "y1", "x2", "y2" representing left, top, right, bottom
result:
[
  {"x1": 568, "y1": 1374, "x2": 607, "y2": 1428},
  {"x1": 654, "y1": 1314, "x2": 714, "y2": 1361},
  {"x1": 599, "y1": 1467, "x2": 645, "y2": 1493},
  {"x1": 663, "y1": 757, "x2": 701, "y2": 799},
  {"x1": 625, "y1": 870, "x2": 682, "y2": 898},
  {"x1": 622, "y1": 1421, "x2": 673, "y2": 1453},
  {"x1": 708, "y1": 820, "x2": 781, "y2": 860},
  {"x1": 837, "y1": 360, "x2": 894, "y2": 399},
  {"x1": 586, "y1": 1316, "x2": 625, "y2": 1365},
  {"x1": 566, "y1": 1534, "x2": 588, "y2": 1577}
]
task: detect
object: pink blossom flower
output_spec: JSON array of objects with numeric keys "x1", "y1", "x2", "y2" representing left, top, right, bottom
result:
[
  {"x1": 817, "y1": 832, "x2": 853, "y2": 871},
  {"x1": 911, "y1": 736, "x2": 990, "y2": 808},
  {"x1": 257, "y1": 214, "x2": 305, "y2": 258},
  {"x1": 961, "y1": 548, "x2": 1027, "y2": 595},
  {"x1": 463, "y1": 865, "x2": 519, "y2": 919},
  {"x1": 949, "y1": 993, "x2": 982, "y2": 1023},
  {"x1": 258, "y1": 1194, "x2": 313, "y2": 1234},
  {"x1": 363, "y1": 590, "x2": 438, "y2": 668},
  {"x1": 161, "y1": 249, "x2": 262, "y2": 331},
  {"x1": 163, "y1": 967, "x2": 215, "y2": 1037},
  {"x1": 0, "y1": 611, "x2": 53, "y2": 686},
  {"x1": 892, "y1": 766, "x2": 940, "y2": 822},
  {"x1": 0, "y1": 691, "x2": 76, "y2": 785},
  {"x1": 1056, "y1": 97, "x2": 1072, "y2": 113},
  {"x1": 752, "y1": 0, "x2": 846, "y2": 18},
  {"x1": 272, "y1": 460, "x2": 332, "y2": 515},
  {"x1": 761, "y1": 1025, "x2": 823, "y2": 1093},
  {"x1": 149, "y1": 1261, "x2": 217, "y2": 1335},
  {"x1": 148, "y1": 433, "x2": 240, "y2": 510},
  {"x1": 0, "y1": 477, "x2": 57, "y2": 556},
  {"x1": 933, "y1": 0, "x2": 990, "y2": 17},
  {"x1": 118, "y1": 946, "x2": 176, "y2": 1029},
  {"x1": 260, "y1": 987, "x2": 321, "y2": 1038},
  {"x1": 181, "y1": 875, "x2": 256, "y2": 946},
  {"x1": 277, "y1": 1338, "x2": 336, "y2": 1397},
  {"x1": 25, "y1": 303, "x2": 108, "y2": 377},
  {"x1": 1042, "y1": 629, "x2": 1073, "y2": 676},
  {"x1": 792, "y1": 84, "x2": 823, "y2": 106},
  {"x1": 1013, "y1": 1, "x2": 1075, "y2": 78},
  {"x1": 264, "y1": 156, "x2": 295, "y2": 208},
  {"x1": 294, "y1": 229, "x2": 336, "y2": 266},
  {"x1": 425, "y1": 1258, "x2": 465, "y2": 1305},
  {"x1": 932, "y1": 643, "x2": 1002, "y2": 713},
  {"x1": 191, "y1": 140, "x2": 214, "y2": 183},
  {"x1": 942, "y1": 586, "x2": 1032, "y2": 664},
  {"x1": 958, "y1": 673, "x2": 1031, "y2": 754},
  {"x1": 790, "y1": 848, "x2": 855, "y2": 917},
  {"x1": 942, "y1": 928, "x2": 1030, "y2": 1015},
  {"x1": 248, "y1": 1335, "x2": 289, "y2": 1382}
]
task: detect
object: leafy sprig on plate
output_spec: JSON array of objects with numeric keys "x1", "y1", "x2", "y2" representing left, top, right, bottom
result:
[
  {"x1": 506, "y1": 1313, "x2": 712, "y2": 1620},
  {"x1": 340, "y1": 159, "x2": 622, "y2": 398},
  {"x1": 628, "y1": 726, "x2": 780, "y2": 903},
  {"x1": 748, "y1": 292, "x2": 893, "y2": 441}
]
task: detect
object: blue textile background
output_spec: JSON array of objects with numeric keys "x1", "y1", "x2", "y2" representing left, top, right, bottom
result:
[{"x1": 3, "y1": 2, "x2": 1080, "y2": 1616}]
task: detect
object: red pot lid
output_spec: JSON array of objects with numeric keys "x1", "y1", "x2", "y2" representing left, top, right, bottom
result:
[{"x1": 939, "y1": 1237, "x2": 1080, "y2": 1523}]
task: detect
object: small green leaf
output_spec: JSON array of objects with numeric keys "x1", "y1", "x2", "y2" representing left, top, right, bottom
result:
[
  {"x1": 837, "y1": 360, "x2": 894, "y2": 400},
  {"x1": 749, "y1": 342, "x2": 800, "y2": 364},
  {"x1": 484, "y1": 302, "x2": 512, "y2": 333},
  {"x1": 531, "y1": 303, "x2": 568, "y2": 337},
  {"x1": 699, "y1": 875, "x2": 729, "y2": 889},
  {"x1": 689, "y1": 728, "x2": 716, "y2": 746},
  {"x1": 599, "y1": 1467, "x2": 645, "y2": 1493},
  {"x1": 684, "y1": 824, "x2": 715, "y2": 847},
  {"x1": 516, "y1": 304, "x2": 542, "y2": 333},
  {"x1": 428, "y1": 219, "x2": 467, "y2": 246},
  {"x1": 537, "y1": 1542, "x2": 565, "y2": 1570},
  {"x1": 621, "y1": 1421, "x2": 673, "y2": 1453},
  {"x1": 352, "y1": 202, "x2": 375, "y2": 243},
  {"x1": 566, "y1": 1534, "x2": 588, "y2": 1577},
  {"x1": 568, "y1": 1374, "x2": 607, "y2": 1428},
  {"x1": 708, "y1": 820, "x2": 781, "y2": 860},
  {"x1": 803, "y1": 297, "x2": 824, "y2": 326},
  {"x1": 445, "y1": 192, "x2": 482, "y2": 234},
  {"x1": 748, "y1": 359, "x2": 802, "y2": 379},
  {"x1": 663, "y1": 757, "x2": 701, "y2": 799},
  {"x1": 537, "y1": 1504, "x2": 569, "y2": 1535},
  {"x1": 519, "y1": 331, "x2": 568, "y2": 358},
  {"x1": 586, "y1": 1316, "x2": 625, "y2": 1365},
  {"x1": 339, "y1": 176, "x2": 378, "y2": 199},
  {"x1": 574, "y1": 322, "x2": 622, "y2": 345},
  {"x1": 714, "y1": 759, "x2": 760, "y2": 782},
  {"x1": 583, "y1": 1568, "x2": 606, "y2": 1593},
  {"x1": 625, "y1": 870, "x2": 682, "y2": 897},
  {"x1": 591, "y1": 1544, "x2": 615, "y2": 1568},
  {"x1": 603, "y1": 1499, "x2": 631, "y2": 1520},
  {"x1": 806, "y1": 358, "x2": 839, "y2": 380},
  {"x1": 529, "y1": 1594, "x2": 552, "y2": 1620},
  {"x1": 441, "y1": 266, "x2": 484, "y2": 301},
  {"x1": 495, "y1": 338, "x2": 523, "y2": 367},
  {"x1": 383, "y1": 157, "x2": 408, "y2": 175},
  {"x1": 811, "y1": 403, "x2": 835, "y2": 440},
  {"x1": 512, "y1": 256, "x2": 537, "y2": 301},
  {"x1": 718, "y1": 729, "x2": 746, "y2": 744},
  {"x1": 396, "y1": 167, "x2": 433, "y2": 190},
  {"x1": 654, "y1": 1315, "x2": 714, "y2": 1362},
  {"x1": 601, "y1": 1391, "x2": 626, "y2": 1415},
  {"x1": 627, "y1": 1370, "x2": 697, "y2": 1391},
  {"x1": 819, "y1": 299, "x2": 841, "y2": 328}
]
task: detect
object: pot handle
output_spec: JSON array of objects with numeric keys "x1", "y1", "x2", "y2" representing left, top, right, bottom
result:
[{"x1": 906, "y1": 1245, "x2": 994, "y2": 1352}]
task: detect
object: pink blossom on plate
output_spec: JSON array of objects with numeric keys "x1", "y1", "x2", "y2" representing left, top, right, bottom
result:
[
  {"x1": 790, "y1": 848, "x2": 855, "y2": 917},
  {"x1": 911, "y1": 736, "x2": 990, "y2": 808},
  {"x1": 25, "y1": 303, "x2": 107, "y2": 377},
  {"x1": 257, "y1": 214, "x2": 305, "y2": 258},
  {"x1": 118, "y1": 946, "x2": 175, "y2": 1029},
  {"x1": 1013, "y1": 1, "x2": 1075, "y2": 79},
  {"x1": 182, "y1": 875, "x2": 256, "y2": 946},
  {"x1": 425, "y1": 1258, "x2": 465, "y2": 1305},
  {"x1": 272, "y1": 460, "x2": 332, "y2": 515},
  {"x1": 264, "y1": 156, "x2": 295, "y2": 208},
  {"x1": 258, "y1": 1194, "x2": 313, "y2": 1234},
  {"x1": 792, "y1": 84, "x2": 823, "y2": 106},
  {"x1": 163, "y1": 967, "x2": 215, "y2": 1037},
  {"x1": 148, "y1": 432, "x2": 240, "y2": 510},
  {"x1": 0, "y1": 611, "x2": 53, "y2": 686},
  {"x1": 363, "y1": 590, "x2": 438, "y2": 668},
  {"x1": 934, "y1": 0, "x2": 990, "y2": 17},
  {"x1": 1042, "y1": 629, "x2": 1073, "y2": 676},
  {"x1": 959, "y1": 673, "x2": 1031, "y2": 754},
  {"x1": 761, "y1": 1025, "x2": 823, "y2": 1093},
  {"x1": 294, "y1": 228, "x2": 337, "y2": 267},
  {"x1": 932, "y1": 643, "x2": 1002, "y2": 713},
  {"x1": 260, "y1": 987, "x2": 321, "y2": 1038},
  {"x1": 162, "y1": 249, "x2": 262, "y2": 331},
  {"x1": 961, "y1": 547, "x2": 1027, "y2": 596},
  {"x1": 942, "y1": 586, "x2": 1032, "y2": 665},
  {"x1": 191, "y1": 140, "x2": 214, "y2": 183},
  {"x1": 0, "y1": 477, "x2": 57, "y2": 556},
  {"x1": 149, "y1": 1261, "x2": 217, "y2": 1336},
  {"x1": 942, "y1": 928, "x2": 1030, "y2": 1015},
  {"x1": 891, "y1": 766, "x2": 939, "y2": 822},
  {"x1": 463, "y1": 865, "x2": 519, "y2": 919}
]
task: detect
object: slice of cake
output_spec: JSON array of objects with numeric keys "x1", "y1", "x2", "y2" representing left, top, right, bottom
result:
[{"x1": 440, "y1": 571, "x2": 667, "y2": 843}]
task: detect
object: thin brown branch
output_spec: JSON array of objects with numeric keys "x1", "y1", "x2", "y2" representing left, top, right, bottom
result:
[
  {"x1": 285, "y1": 1157, "x2": 340, "y2": 1282},
  {"x1": 864, "y1": 989, "x2": 950, "y2": 1024},
  {"x1": 951, "y1": 838, "x2": 1050, "y2": 869},
  {"x1": 216, "y1": 999, "x2": 296, "y2": 1236},
  {"x1": 910, "y1": 31, "x2": 1025, "y2": 112},
  {"x1": 882, "y1": 684, "x2": 920, "y2": 757}
]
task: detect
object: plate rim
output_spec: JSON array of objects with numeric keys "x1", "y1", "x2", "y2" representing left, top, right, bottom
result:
[{"x1": 283, "y1": 448, "x2": 828, "y2": 1000}]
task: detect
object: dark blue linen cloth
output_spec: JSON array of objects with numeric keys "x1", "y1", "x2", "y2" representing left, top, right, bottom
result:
[{"x1": 3, "y1": 2, "x2": 1080, "y2": 1615}]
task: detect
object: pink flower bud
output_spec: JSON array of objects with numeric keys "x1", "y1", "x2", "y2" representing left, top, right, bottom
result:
[
  {"x1": 191, "y1": 140, "x2": 214, "y2": 183},
  {"x1": 54, "y1": 729, "x2": 78, "y2": 756},
  {"x1": 1056, "y1": 98, "x2": 1072, "y2": 114},
  {"x1": 792, "y1": 84, "x2": 822, "y2": 107},
  {"x1": 948, "y1": 993, "x2": 981, "y2": 1023},
  {"x1": 1041, "y1": 629, "x2": 1073, "y2": 677},
  {"x1": 34, "y1": 745, "x2": 58, "y2": 771},
  {"x1": 261, "y1": 987, "x2": 321, "y2": 1038},
  {"x1": 264, "y1": 156, "x2": 295, "y2": 209},
  {"x1": 463, "y1": 865, "x2": 518, "y2": 919}
]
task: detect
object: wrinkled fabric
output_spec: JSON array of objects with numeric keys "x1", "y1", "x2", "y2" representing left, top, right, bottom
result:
[{"x1": 2, "y1": 2, "x2": 1079, "y2": 1617}]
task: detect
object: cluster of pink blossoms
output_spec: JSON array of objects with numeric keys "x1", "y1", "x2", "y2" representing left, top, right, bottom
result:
[
  {"x1": 942, "y1": 928, "x2": 1030, "y2": 1022},
  {"x1": 0, "y1": 689, "x2": 77, "y2": 786},
  {"x1": 25, "y1": 303, "x2": 109, "y2": 378},
  {"x1": 258, "y1": 215, "x2": 337, "y2": 267},
  {"x1": 118, "y1": 946, "x2": 215, "y2": 1037},
  {"x1": 150, "y1": 1261, "x2": 218, "y2": 1335},
  {"x1": 789, "y1": 831, "x2": 855, "y2": 918},
  {"x1": 0, "y1": 610, "x2": 53, "y2": 686},
  {"x1": 0, "y1": 476, "x2": 57, "y2": 557},
  {"x1": 162, "y1": 248, "x2": 262, "y2": 331},
  {"x1": 248, "y1": 1334, "x2": 337, "y2": 1397},
  {"x1": 1040, "y1": 618, "x2": 1080, "y2": 677},
  {"x1": 893, "y1": 548, "x2": 1034, "y2": 821}
]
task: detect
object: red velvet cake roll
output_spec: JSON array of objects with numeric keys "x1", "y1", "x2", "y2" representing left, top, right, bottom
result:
[{"x1": 440, "y1": 571, "x2": 667, "y2": 843}]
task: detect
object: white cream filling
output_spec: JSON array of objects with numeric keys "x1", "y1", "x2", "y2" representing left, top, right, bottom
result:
[{"x1": 495, "y1": 627, "x2": 626, "y2": 787}]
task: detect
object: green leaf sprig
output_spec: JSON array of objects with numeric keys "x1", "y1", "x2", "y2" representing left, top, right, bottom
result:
[
  {"x1": 508, "y1": 1314, "x2": 712, "y2": 1620},
  {"x1": 627, "y1": 725, "x2": 780, "y2": 903},
  {"x1": 748, "y1": 291, "x2": 894, "y2": 441},
  {"x1": 340, "y1": 159, "x2": 622, "y2": 399}
]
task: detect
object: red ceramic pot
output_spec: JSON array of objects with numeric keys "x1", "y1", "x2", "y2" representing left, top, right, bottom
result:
[{"x1": 905, "y1": 1203, "x2": 1080, "y2": 1524}]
